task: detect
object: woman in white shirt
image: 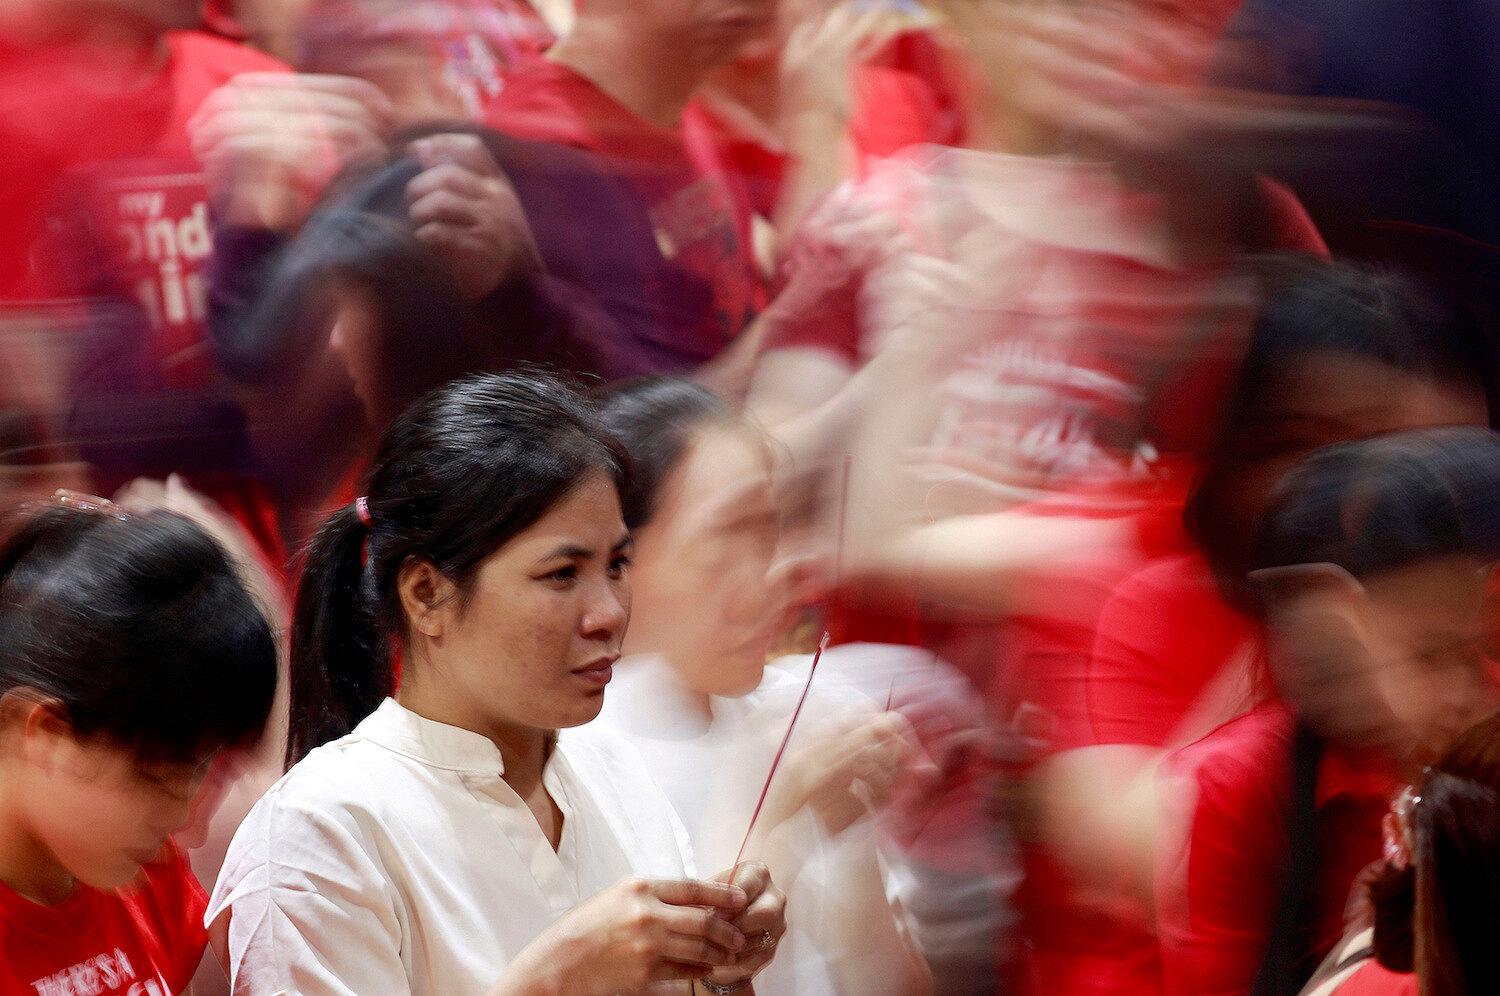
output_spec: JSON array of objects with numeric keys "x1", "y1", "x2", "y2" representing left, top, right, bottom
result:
[
  {"x1": 594, "y1": 376, "x2": 932, "y2": 996},
  {"x1": 209, "y1": 372, "x2": 786, "y2": 996}
]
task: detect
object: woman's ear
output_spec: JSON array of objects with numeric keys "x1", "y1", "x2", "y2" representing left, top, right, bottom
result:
[
  {"x1": 397, "y1": 558, "x2": 458, "y2": 640},
  {"x1": 1251, "y1": 563, "x2": 1390, "y2": 740},
  {"x1": 1247, "y1": 562, "x2": 1367, "y2": 615},
  {"x1": 0, "y1": 689, "x2": 73, "y2": 771}
]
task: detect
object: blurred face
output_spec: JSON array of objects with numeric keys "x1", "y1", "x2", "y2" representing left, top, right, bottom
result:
[
  {"x1": 1206, "y1": 353, "x2": 1488, "y2": 569},
  {"x1": 1273, "y1": 557, "x2": 1496, "y2": 767},
  {"x1": 1362, "y1": 559, "x2": 1496, "y2": 763},
  {"x1": 644, "y1": 0, "x2": 777, "y2": 67},
  {"x1": 22, "y1": 732, "x2": 209, "y2": 892},
  {"x1": 404, "y1": 472, "x2": 632, "y2": 742},
  {"x1": 626, "y1": 424, "x2": 785, "y2": 698},
  {"x1": 42, "y1": 0, "x2": 204, "y2": 33},
  {"x1": 328, "y1": 284, "x2": 382, "y2": 420}
]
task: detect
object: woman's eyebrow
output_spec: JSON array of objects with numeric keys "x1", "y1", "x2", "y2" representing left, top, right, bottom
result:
[{"x1": 541, "y1": 533, "x2": 633, "y2": 561}]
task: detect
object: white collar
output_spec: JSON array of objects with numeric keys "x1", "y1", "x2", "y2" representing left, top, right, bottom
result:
[{"x1": 356, "y1": 698, "x2": 514, "y2": 775}]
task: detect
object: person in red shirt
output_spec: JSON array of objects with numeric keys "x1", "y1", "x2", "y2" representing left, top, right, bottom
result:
[
  {"x1": 485, "y1": 0, "x2": 772, "y2": 381},
  {"x1": 1157, "y1": 426, "x2": 1500, "y2": 996},
  {"x1": 1023, "y1": 259, "x2": 1492, "y2": 996},
  {"x1": 297, "y1": 0, "x2": 561, "y2": 124},
  {"x1": 1306, "y1": 708, "x2": 1500, "y2": 996},
  {"x1": 0, "y1": 497, "x2": 276, "y2": 996},
  {"x1": 0, "y1": 0, "x2": 315, "y2": 576}
]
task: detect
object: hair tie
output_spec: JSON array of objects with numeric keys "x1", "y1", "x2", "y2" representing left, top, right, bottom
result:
[{"x1": 355, "y1": 496, "x2": 372, "y2": 529}]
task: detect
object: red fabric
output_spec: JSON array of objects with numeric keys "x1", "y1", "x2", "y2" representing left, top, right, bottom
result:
[
  {"x1": 0, "y1": 841, "x2": 207, "y2": 996},
  {"x1": 1329, "y1": 962, "x2": 1417, "y2": 996},
  {"x1": 1083, "y1": 552, "x2": 1259, "y2": 749},
  {"x1": 0, "y1": 29, "x2": 286, "y2": 386},
  {"x1": 694, "y1": 100, "x2": 785, "y2": 221},
  {"x1": 849, "y1": 29, "x2": 965, "y2": 168},
  {"x1": 486, "y1": 58, "x2": 765, "y2": 363},
  {"x1": 301, "y1": 0, "x2": 553, "y2": 119},
  {"x1": 1158, "y1": 704, "x2": 1396, "y2": 996}
]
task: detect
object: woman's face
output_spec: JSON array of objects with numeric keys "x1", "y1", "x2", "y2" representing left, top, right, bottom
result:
[
  {"x1": 1272, "y1": 556, "x2": 1496, "y2": 767},
  {"x1": 626, "y1": 423, "x2": 785, "y2": 698},
  {"x1": 402, "y1": 471, "x2": 633, "y2": 742},
  {"x1": 20, "y1": 729, "x2": 209, "y2": 893},
  {"x1": 1205, "y1": 352, "x2": 1488, "y2": 569},
  {"x1": 1361, "y1": 558, "x2": 1496, "y2": 764}
]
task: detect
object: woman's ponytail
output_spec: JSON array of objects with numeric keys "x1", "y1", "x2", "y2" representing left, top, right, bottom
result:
[{"x1": 287, "y1": 503, "x2": 392, "y2": 768}]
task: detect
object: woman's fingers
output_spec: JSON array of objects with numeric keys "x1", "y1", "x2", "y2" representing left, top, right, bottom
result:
[
  {"x1": 649, "y1": 877, "x2": 749, "y2": 913},
  {"x1": 710, "y1": 863, "x2": 787, "y2": 982},
  {"x1": 657, "y1": 903, "x2": 746, "y2": 959}
]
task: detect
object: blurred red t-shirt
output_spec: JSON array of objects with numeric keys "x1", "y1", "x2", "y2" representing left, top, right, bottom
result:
[
  {"x1": 1158, "y1": 703, "x2": 1396, "y2": 996},
  {"x1": 0, "y1": 28, "x2": 286, "y2": 387},
  {"x1": 486, "y1": 57, "x2": 765, "y2": 368},
  {"x1": 0, "y1": 841, "x2": 207, "y2": 996}
]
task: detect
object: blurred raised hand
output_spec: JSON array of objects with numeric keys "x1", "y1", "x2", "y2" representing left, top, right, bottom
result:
[
  {"x1": 190, "y1": 72, "x2": 394, "y2": 231},
  {"x1": 403, "y1": 133, "x2": 542, "y2": 300}
]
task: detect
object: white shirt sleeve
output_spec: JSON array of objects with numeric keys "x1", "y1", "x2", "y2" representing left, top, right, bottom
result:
[{"x1": 210, "y1": 792, "x2": 412, "y2": 996}]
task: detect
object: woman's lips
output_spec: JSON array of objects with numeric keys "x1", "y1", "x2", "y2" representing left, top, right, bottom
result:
[{"x1": 573, "y1": 659, "x2": 615, "y2": 687}]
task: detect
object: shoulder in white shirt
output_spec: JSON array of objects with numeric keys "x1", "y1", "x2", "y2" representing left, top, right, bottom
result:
[{"x1": 209, "y1": 698, "x2": 694, "y2": 996}]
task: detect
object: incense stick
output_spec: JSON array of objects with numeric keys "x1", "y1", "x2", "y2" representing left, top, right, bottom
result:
[
  {"x1": 732, "y1": 455, "x2": 850, "y2": 868},
  {"x1": 733, "y1": 631, "x2": 830, "y2": 869}
]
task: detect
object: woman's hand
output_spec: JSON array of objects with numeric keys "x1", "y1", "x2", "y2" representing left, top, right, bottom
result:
[
  {"x1": 403, "y1": 133, "x2": 542, "y2": 300},
  {"x1": 189, "y1": 72, "x2": 393, "y2": 231},
  {"x1": 770, "y1": 711, "x2": 920, "y2": 837},
  {"x1": 496, "y1": 876, "x2": 750, "y2": 996},
  {"x1": 702, "y1": 862, "x2": 789, "y2": 990}
]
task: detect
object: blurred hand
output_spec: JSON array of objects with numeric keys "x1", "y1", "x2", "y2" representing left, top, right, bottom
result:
[
  {"x1": 404, "y1": 133, "x2": 542, "y2": 300},
  {"x1": 773, "y1": 710, "x2": 920, "y2": 836},
  {"x1": 861, "y1": 250, "x2": 986, "y2": 363},
  {"x1": 780, "y1": 0, "x2": 906, "y2": 124},
  {"x1": 190, "y1": 72, "x2": 393, "y2": 230}
]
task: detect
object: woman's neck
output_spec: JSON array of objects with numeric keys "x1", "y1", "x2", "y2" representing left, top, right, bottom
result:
[
  {"x1": 548, "y1": 20, "x2": 702, "y2": 130},
  {"x1": 0, "y1": 778, "x2": 75, "y2": 906},
  {"x1": 396, "y1": 680, "x2": 563, "y2": 847}
]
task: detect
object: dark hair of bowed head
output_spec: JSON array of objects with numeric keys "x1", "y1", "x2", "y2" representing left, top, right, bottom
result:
[
  {"x1": 1247, "y1": 425, "x2": 1500, "y2": 583},
  {"x1": 287, "y1": 371, "x2": 630, "y2": 767},
  {"x1": 0, "y1": 504, "x2": 277, "y2": 761},
  {"x1": 594, "y1": 377, "x2": 729, "y2": 531}
]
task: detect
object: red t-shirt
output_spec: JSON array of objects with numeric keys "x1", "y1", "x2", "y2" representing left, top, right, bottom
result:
[
  {"x1": 486, "y1": 57, "x2": 765, "y2": 367},
  {"x1": 300, "y1": 0, "x2": 554, "y2": 119},
  {"x1": 1082, "y1": 551, "x2": 1259, "y2": 750},
  {"x1": 0, "y1": 842, "x2": 207, "y2": 996},
  {"x1": 0, "y1": 28, "x2": 287, "y2": 388},
  {"x1": 1158, "y1": 704, "x2": 1396, "y2": 996},
  {"x1": 849, "y1": 29, "x2": 965, "y2": 168},
  {"x1": 1329, "y1": 962, "x2": 1417, "y2": 996}
]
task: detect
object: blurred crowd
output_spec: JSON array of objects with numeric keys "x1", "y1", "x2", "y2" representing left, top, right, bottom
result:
[{"x1": 2, "y1": 0, "x2": 1500, "y2": 993}]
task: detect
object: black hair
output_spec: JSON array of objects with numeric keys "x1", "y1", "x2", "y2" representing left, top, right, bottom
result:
[
  {"x1": 1249, "y1": 425, "x2": 1500, "y2": 578},
  {"x1": 216, "y1": 201, "x2": 487, "y2": 426},
  {"x1": 0, "y1": 504, "x2": 276, "y2": 761},
  {"x1": 286, "y1": 371, "x2": 630, "y2": 766},
  {"x1": 595, "y1": 376, "x2": 729, "y2": 531},
  {"x1": 1369, "y1": 861, "x2": 1416, "y2": 973},
  {"x1": 1411, "y1": 709, "x2": 1500, "y2": 996},
  {"x1": 1187, "y1": 255, "x2": 1488, "y2": 587}
]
